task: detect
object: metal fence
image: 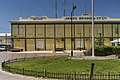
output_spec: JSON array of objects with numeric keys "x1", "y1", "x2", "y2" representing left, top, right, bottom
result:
[{"x1": 2, "y1": 56, "x2": 120, "y2": 80}]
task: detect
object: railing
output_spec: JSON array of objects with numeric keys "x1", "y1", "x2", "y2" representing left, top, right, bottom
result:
[{"x1": 2, "y1": 56, "x2": 120, "y2": 80}]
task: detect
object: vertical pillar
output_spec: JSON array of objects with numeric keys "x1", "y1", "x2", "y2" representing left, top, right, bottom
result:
[
  {"x1": 18, "y1": 25, "x2": 19, "y2": 34},
  {"x1": 34, "y1": 24, "x2": 36, "y2": 51},
  {"x1": 25, "y1": 24, "x2": 27, "y2": 51},
  {"x1": 64, "y1": 24, "x2": 66, "y2": 50},
  {"x1": 102, "y1": 24, "x2": 104, "y2": 45},
  {"x1": 44, "y1": 24, "x2": 46, "y2": 50},
  {"x1": 117, "y1": 24, "x2": 119, "y2": 45},
  {"x1": 11, "y1": 24, "x2": 14, "y2": 49},
  {"x1": 54, "y1": 24, "x2": 56, "y2": 51},
  {"x1": 111, "y1": 24, "x2": 113, "y2": 46},
  {"x1": 83, "y1": 24, "x2": 85, "y2": 49}
]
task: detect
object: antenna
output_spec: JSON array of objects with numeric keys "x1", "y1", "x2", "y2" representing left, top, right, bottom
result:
[
  {"x1": 64, "y1": 0, "x2": 66, "y2": 16},
  {"x1": 72, "y1": 0, "x2": 74, "y2": 16},
  {"x1": 55, "y1": 0, "x2": 57, "y2": 18},
  {"x1": 20, "y1": 8, "x2": 22, "y2": 17},
  {"x1": 85, "y1": 3, "x2": 87, "y2": 14}
]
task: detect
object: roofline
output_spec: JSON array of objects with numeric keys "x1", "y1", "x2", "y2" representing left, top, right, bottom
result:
[{"x1": 10, "y1": 20, "x2": 120, "y2": 24}]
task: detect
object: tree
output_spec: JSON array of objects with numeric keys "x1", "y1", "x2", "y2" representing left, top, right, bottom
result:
[{"x1": 95, "y1": 33, "x2": 103, "y2": 46}]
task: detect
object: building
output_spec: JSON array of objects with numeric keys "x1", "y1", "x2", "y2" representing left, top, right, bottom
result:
[
  {"x1": 0, "y1": 33, "x2": 11, "y2": 45},
  {"x1": 10, "y1": 13, "x2": 120, "y2": 51},
  {"x1": 0, "y1": 33, "x2": 11, "y2": 50}
]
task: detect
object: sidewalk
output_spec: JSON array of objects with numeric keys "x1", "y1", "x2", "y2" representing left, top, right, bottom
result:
[{"x1": 70, "y1": 55, "x2": 118, "y2": 60}]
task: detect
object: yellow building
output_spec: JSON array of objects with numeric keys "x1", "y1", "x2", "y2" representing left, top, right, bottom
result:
[{"x1": 10, "y1": 13, "x2": 120, "y2": 51}]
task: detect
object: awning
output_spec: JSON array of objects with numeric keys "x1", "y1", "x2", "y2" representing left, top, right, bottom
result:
[{"x1": 111, "y1": 39, "x2": 120, "y2": 43}]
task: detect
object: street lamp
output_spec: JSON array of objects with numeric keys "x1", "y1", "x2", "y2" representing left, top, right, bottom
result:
[{"x1": 71, "y1": 4, "x2": 76, "y2": 57}]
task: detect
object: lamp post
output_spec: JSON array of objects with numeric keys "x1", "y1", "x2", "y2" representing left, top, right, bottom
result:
[{"x1": 71, "y1": 4, "x2": 76, "y2": 57}]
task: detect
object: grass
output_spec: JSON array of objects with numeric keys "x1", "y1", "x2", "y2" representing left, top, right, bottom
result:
[{"x1": 6, "y1": 57, "x2": 120, "y2": 74}]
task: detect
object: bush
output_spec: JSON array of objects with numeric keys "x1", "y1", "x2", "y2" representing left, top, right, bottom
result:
[{"x1": 94, "y1": 46, "x2": 120, "y2": 56}]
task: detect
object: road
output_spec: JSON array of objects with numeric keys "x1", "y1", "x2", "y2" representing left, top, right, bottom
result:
[{"x1": 0, "y1": 52, "x2": 66, "y2": 80}]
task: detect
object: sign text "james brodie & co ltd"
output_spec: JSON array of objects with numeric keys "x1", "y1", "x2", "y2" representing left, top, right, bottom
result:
[{"x1": 65, "y1": 16, "x2": 108, "y2": 21}]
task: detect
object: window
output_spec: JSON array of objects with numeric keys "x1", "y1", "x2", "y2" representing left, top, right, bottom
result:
[
  {"x1": 77, "y1": 29, "x2": 81, "y2": 35},
  {"x1": 14, "y1": 27, "x2": 18, "y2": 35},
  {"x1": 50, "y1": 28, "x2": 54, "y2": 35},
  {"x1": 96, "y1": 27, "x2": 101, "y2": 35},
  {"x1": 28, "y1": 27, "x2": 33, "y2": 35},
  {"x1": 75, "y1": 40, "x2": 83, "y2": 48},
  {"x1": 19, "y1": 27, "x2": 23, "y2": 34},
  {"x1": 37, "y1": 40, "x2": 44, "y2": 48},
  {"x1": 58, "y1": 28, "x2": 62, "y2": 35},
  {"x1": 113, "y1": 26, "x2": 118, "y2": 34},
  {"x1": 38, "y1": 27, "x2": 42, "y2": 35}
]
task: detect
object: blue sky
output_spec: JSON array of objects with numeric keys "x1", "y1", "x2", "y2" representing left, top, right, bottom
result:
[{"x1": 0, "y1": 0, "x2": 120, "y2": 33}]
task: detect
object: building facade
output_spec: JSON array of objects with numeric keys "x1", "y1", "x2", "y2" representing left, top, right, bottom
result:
[
  {"x1": 10, "y1": 13, "x2": 120, "y2": 51},
  {"x1": 0, "y1": 33, "x2": 11, "y2": 45}
]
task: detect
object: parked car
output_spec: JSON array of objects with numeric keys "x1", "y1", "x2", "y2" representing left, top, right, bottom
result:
[{"x1": 0, "y1": 46, "x2": 7, "y2": 51}]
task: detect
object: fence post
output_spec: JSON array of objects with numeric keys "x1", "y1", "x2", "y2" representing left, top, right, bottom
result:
[
  {"x1": 90, "y1": 63, "x2": 95, "y2": 80},
  {"x1": 2, "y1": 61, "x2": 5, "y2": 69},
  {"x1": 74, "y1": 72, "x2": 77, "y2": 80},
  {"x1": 119, "y1": 73, "x2": 120, "y2": 80},
  {"x1": 9, "y1": 66, "x2": 10, "y2": 72},
  {"x1": 44, "y1": 70, "x2": 46, "y2": 78},
  {"x1": 108, "y1": 72, "x2": 110, "y2": 80},
  {"x1": 23, "y1": 68, "x2": 24, "y2": 75}
]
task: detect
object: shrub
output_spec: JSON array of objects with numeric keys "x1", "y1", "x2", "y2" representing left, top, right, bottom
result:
[{"x1": 94, "y1": 46, "x2": 120, "y2": 56}]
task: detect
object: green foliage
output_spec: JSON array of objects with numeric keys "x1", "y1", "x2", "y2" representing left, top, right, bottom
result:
[
  {"x1": 95, "y1": 33, "x2": 103, "y2": 46},
  {"x1": 94, "y1": 46, "x2": 120, "y2": 56},
  {"x1": 6, "y1": 57, "x2": 120, "y2": 74}
]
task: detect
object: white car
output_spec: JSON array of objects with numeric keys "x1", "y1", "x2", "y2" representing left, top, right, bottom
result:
[{"x1": 0, "y1": 46, "x2": 6, "y2": 51}]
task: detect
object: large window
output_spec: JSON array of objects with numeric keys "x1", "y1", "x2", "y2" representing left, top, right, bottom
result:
[
  {"x1": 50, "y1": 28, "x2": 54, "y2": 35},
  {"x1": 96, "y1": 27, "x2": 101, "y2": 35},
  {"x1": 14, "y1": 27, "x2": 18, "y2": 35},
  {"x1": 113, "y1": 26, "x2": 118, "y2": 34},
  {"x1": 104, "y1": 24, "x2": 112, "y2": 37},
  {"x1": 38, "y1": 27, "x2": 42, "y2": 35},
  {"x1": 58, "y1": 28, "x2": 62, "y2": 35},
  {"x1": 19, "y1": 27, "x2": 23, "y2": 35},
  {"x1": 37, "y1": 40, "x2": 44, "y2": 48},
  {"x1": 77, "y1": 29, "x2": 81, "y2": 35},
  {"x1": 28, "y1": 27, "x2": 33, "y2": 35}
]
